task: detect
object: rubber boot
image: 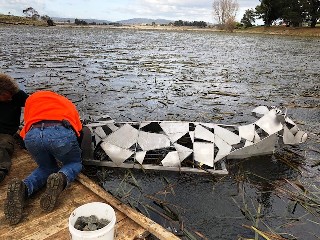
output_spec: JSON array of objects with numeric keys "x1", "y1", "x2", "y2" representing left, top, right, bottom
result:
[
  {"x1": 4, "y1": 179, "x2": 26, "y2": 225},
  {"x1": 40, "y1": 172, "x2": 66, "y2": 212}
]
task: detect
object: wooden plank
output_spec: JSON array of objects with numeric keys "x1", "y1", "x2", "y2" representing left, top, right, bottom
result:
[
  {"x1": 77, "y1": 173, "x2": 180, "y2": 240},
  {"x1": 0, "y1": 147, "x2": 154, "y2": 239},
  {"x1": 116, "y1": 217, "x2": 150, "y2": 240}
]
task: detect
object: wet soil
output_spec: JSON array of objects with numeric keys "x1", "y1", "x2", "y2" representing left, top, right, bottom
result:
[{"x1": 0, "y1": 25, "x2": 319, "y2": 239}]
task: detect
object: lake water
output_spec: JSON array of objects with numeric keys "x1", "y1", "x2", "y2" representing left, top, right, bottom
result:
[{"x1": 1, "y1": 25, "x2": 319, "y2": 239}]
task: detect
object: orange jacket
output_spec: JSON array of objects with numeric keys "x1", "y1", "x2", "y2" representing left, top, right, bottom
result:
[{"x1": 20, "y1": 91, "x2": 82, "y2": 139}]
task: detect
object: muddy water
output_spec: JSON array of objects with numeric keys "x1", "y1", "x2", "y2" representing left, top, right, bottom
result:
[{"x1": 1, "y1": 25, "x2": 319, "y2": 239}]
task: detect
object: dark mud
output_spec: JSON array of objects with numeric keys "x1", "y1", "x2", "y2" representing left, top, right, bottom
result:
[{"x1": 1, "y1": 25, "x2": 319, "y2": 239}]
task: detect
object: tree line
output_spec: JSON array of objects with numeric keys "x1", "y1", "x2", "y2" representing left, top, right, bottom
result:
[
  {"x1": 254, "y1": 0, "x2": 320, "y2": 27},
  {"x1": 213, "y1": 0, "x2": 319, "y2": 30},
  {"x1": 22, "y1": 7, "x2": 54, "y2": 26},
  {"x1": 75, "y1": 19, "x2": 88, "y2": 25},
  {"x1": 173, "y1": 20, "x2": 207, "y2": 28}
]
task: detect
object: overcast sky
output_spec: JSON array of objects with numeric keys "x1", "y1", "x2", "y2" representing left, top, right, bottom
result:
[{"x1": 0, "y1": 0, "x2": 261, "y2": 23}]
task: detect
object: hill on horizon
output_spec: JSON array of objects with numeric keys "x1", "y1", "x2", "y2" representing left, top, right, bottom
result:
[
  {"x1": 1, "y1": 14, "x2": 210, "y2": 25},
  {"x1": 52, "y1": 17, "x2": 177, "y2": 25},
  {"x1": 117, "y1": 18, "x2": 172, "y2": 25},
  {"x1": 52, "y1": 17, "x2": 110, "y2": 24}
]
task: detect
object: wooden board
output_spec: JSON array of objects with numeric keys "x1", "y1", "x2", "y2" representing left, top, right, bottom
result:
[{"x1": 0, "y1": 146, "x2": 178, "y2": 239}]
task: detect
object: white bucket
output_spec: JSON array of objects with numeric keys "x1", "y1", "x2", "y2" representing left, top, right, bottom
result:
[{"x1": 69, "y1": 202, "x2": 116, "y2": 240}]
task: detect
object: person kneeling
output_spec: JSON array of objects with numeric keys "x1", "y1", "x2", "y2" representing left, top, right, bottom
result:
[
  {"x1": 4, "y1": 91, "x2": 83, "y2": 225},
  {"x1": 0, "y1": 73, "x2": 28, "y2": 183}
]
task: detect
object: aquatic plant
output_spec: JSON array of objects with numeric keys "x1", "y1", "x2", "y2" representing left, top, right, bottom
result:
[{"x1": 276, "y1": 179, "x2": 320, "y2": 217}]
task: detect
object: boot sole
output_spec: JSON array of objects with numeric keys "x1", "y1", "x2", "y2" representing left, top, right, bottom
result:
[
  {"x1": 40, "y1": 173, "x2": 63, "y2": 212},
  {"x1": 4, "y1": 179, "x2": 24, "y2": 225}
]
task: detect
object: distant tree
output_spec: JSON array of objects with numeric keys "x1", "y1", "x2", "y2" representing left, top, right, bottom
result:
[
  {"x1": 194, "y1": 21, "x2": 207, "y2": 27},
  {"x1": 75, "y1": 18, "x2": 88, "y2": 25},
  {"x1": 212, "y1": 0, "x2": 239, "y2": 31},
  {"x1": 235, "y1": 22, "x2": 244, "y2": 28},
  {"x1": 41, "y1": 15, "x2": 49, "y2": 21},
  {"x1": 303, "y1": 0, "x2": 320, "y2": 27},
  {"x1": 255, "y1": 0, "x2": 285, "y2": 26},
  {"x1": 23, "y1": 7, "x2": 40, "y2": 20},
  {"x1": 40, "y1": 15, "x2": 55, "y2": 26},
  {"x1": 174, "y1": 20, "x2": 184, "y2": 26},
  {"x1": 47, "y1": 19, "x2": 55, "y2": 26},
  {"x1": 241, "y1": 9, "x2": 256, "y2": 27},
  {"x1": 255, "y1": 0, "x2": 319, "y2": 27},
  {"x1": 173, "y1": 20, "x2": 207, "y2": 28},
  {"x1": 281, "y1": 0, "x2": 305, "y2": 27}
]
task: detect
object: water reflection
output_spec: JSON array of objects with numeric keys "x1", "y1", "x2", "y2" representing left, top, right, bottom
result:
[
  {"x1": 228, "y1": 151, "x2": 302, "y2": 213},
  {"x1": 82, "y1": 149, "x2": 307, "y2": 239}
]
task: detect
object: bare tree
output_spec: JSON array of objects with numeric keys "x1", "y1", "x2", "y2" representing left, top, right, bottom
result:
[{"x1": 212, "y1": 0, "x2": 239, "y2": 30}]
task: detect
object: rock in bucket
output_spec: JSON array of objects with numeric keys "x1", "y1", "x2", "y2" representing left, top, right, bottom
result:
[{"x1": 69, "y1": 202, "x2": 116, "y2": 240}]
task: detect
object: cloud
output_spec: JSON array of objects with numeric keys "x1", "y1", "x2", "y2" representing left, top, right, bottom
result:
[
  {"x1": 124, "y1": 0, "x2": 212, "y2": 21},
  {"x1": 140, "y1": 0, "x2": 210, "y2": 8},
  {"x1": 0, "y1": 0, "x2": 45, "y2": 16},
  {"x1": 0, "y1": 0, "x2": 261, "y2": 22},
  {"x1": 239, "y1": 0, "x2": 258, "y2": 8},
  {"x1": 116, "y1": 0, "x2": 259, "y2": 22}
]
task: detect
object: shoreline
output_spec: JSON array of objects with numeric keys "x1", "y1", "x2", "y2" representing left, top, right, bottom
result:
[
  {"x1": 46, "y1": 24, "x2": 320, "y2": 37},
  {"x1": 1, "y1": 15, "x2": 319, "y2": 37}
]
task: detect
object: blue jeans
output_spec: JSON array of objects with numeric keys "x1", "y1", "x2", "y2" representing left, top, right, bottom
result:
[{"x1": 23, "y1": 125, "x2": 82, "y2": 196}]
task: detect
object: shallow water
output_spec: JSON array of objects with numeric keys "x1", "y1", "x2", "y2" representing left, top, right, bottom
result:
[{"x1": 1, "y1": 25, "x2": 319, "y2": 239}]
